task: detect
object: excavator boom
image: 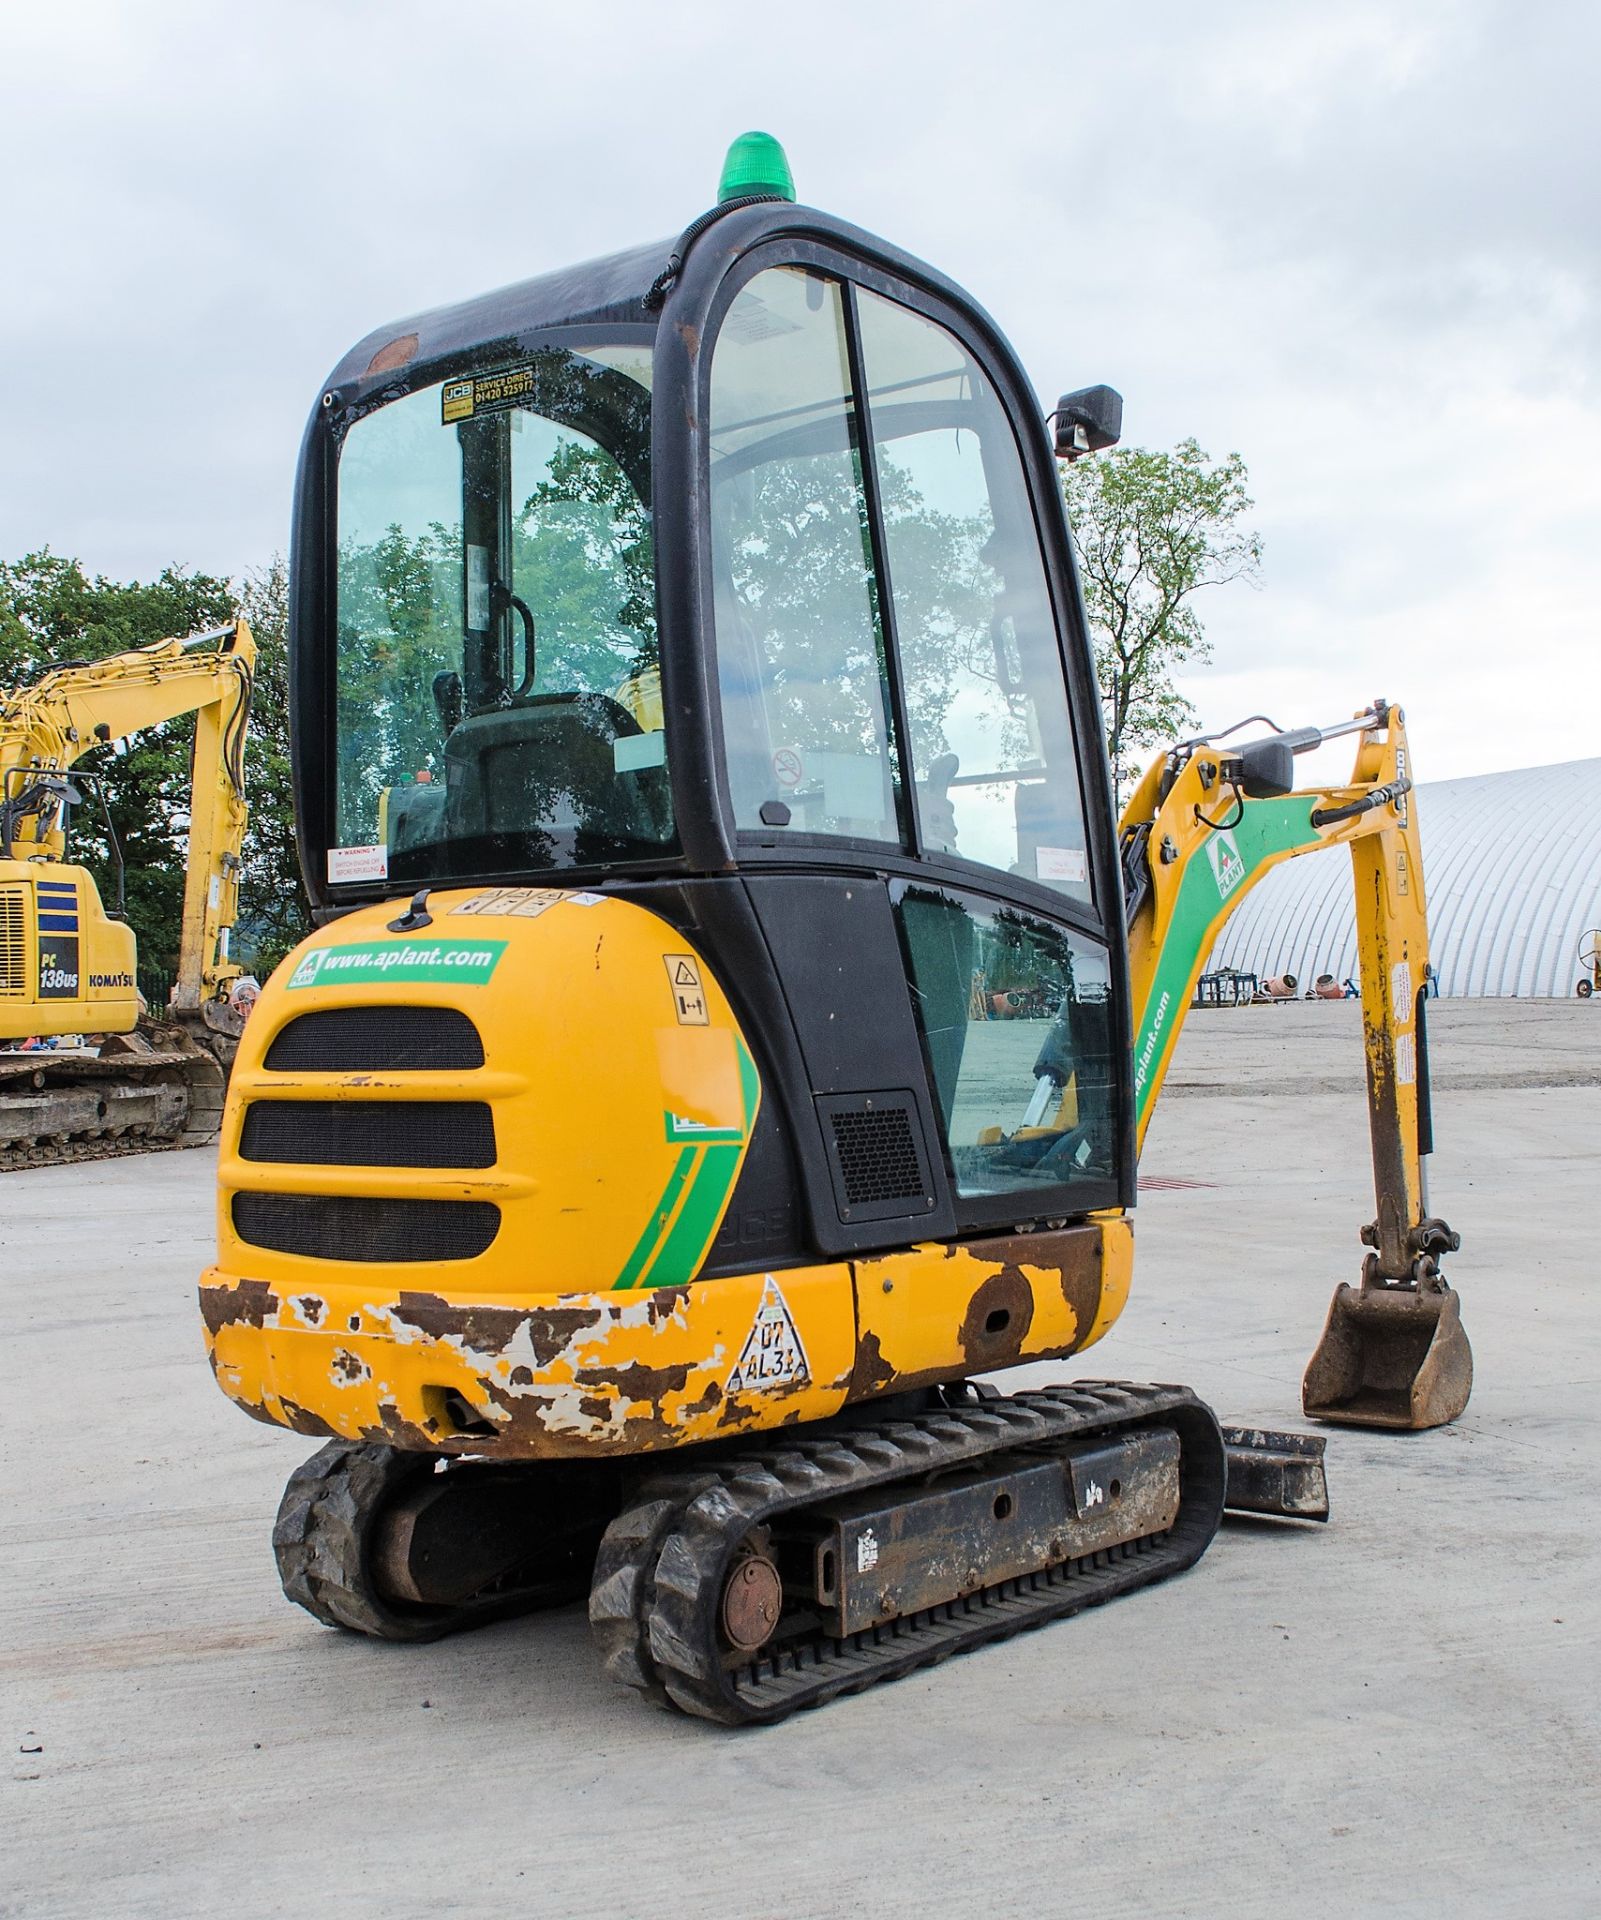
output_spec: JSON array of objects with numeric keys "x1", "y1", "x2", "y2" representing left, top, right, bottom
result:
[{"x1": 1118, "y1": 701, "x2": 1468, "y2": 1428}]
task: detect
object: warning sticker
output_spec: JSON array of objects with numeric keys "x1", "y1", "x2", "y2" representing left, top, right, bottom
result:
[
  {"x1": 327, "y1": 843, "x2": 388, "y2": 885},
  {"x1": 726, "y1": 1278, "x2": 810, "y2": 1395},
  {"x1": 1036, "y1": 844, "x2": 1088, "y2": 885},
  {"x1": 441, "y1": 363, "x2": 538, "y2": 424},
  {"x1": 453, "y1": 887, "x2": 584, "y2": 919},
  {"x1": 663, "y1": 953, "x2": 709, "y2": 1025}
]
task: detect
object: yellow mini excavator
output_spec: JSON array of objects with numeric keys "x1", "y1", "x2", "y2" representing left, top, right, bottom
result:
[
  {"x1": 199, "y1": 137, "x2": 1466, "y2": 1723},
  {"x1": 1, "y1": 621, "x2": 254, "y2": 1167}
]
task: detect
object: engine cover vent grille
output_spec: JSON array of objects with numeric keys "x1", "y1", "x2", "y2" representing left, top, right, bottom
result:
[
  {"x1": 231, "y1": 1192, "x2": 500, "y2": 1263},
  {"x1": 0, "y1": 886, "x2": 24, "y2": 997},
  {"x1": 239, "y1": 1100, "x2": 495, "y2": 1169},
  {"x1": 816, "y1": 1091, "x2": 934, "y2": 1223},
  {"x1": 263, "y1": 1005, "x2": 484, "y2": 1073}
]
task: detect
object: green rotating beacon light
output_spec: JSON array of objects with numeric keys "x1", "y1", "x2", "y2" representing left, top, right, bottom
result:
[{"x1": 717, "y1": 130, "x2": 797, "y2": 203}]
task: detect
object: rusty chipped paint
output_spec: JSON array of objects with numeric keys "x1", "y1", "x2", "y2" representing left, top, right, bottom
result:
[
  {"x1": 200, "y1": 1217, "x2": 1132, "y2": 1462},
  {"x1": 203, "y1": 1261, "x2": 859, "y2": 1459},
  {"x1": 847, "y1": 1222, "x2": 1130, "y2": 1401}
]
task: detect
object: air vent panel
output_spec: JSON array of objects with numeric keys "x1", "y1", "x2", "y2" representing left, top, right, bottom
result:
[
  {"x1": 239, "y1": 1100, "x2": 495, "y2": 1169},
  {"x1": 0, "y1": 886, "x2": 24, "y2": 998},
  {"x1": 815, "y1": 1091, "x2": 934, "y2": 1223},
  {"x1": 263, "y1": 1005, "x2": 484, "y2": 1072},
  {"x1": 231, "y1": 1192, "x2": 500, "y2": 1263}
]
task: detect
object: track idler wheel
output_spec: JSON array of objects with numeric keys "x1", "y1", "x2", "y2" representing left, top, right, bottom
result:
[{"x1": 275, "y1": 1442, "x2": 464, "y2": 1640}]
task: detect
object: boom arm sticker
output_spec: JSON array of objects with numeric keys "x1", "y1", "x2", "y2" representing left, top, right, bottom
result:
[{"x1": 726, "y1": 1278, "x2": 810, "y2": 1395}]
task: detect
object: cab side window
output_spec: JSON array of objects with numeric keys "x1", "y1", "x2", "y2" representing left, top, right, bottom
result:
[
  {"x1": 857, "y1": 291, "x2": 1092, "y2": 906},
  {"x1": 896, "y1": 885, "x2": 1115, "y2": 1201},
  {"x1": 708, "y1": 269, "x2": 905, "y2": 846}
]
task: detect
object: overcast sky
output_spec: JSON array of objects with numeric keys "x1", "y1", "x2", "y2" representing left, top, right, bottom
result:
[{"x1": 2, "y1": 0, "x2": 1594, "y2": 784}]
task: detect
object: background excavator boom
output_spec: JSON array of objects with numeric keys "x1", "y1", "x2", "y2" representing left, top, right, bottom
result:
[{"x1": 0, "y1": 620, "x2": 256, "y2": 1167}]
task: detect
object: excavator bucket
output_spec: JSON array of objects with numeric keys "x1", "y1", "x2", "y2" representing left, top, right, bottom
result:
[{"x1": 1302, "y1": 1281, "x2": 1472, "y2": 1430}]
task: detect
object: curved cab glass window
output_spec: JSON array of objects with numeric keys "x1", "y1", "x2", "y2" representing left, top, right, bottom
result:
[
  {"x1": 897, "y1": 887, "x2": 1114, "y2": 1200},
  {"x1": 333, "y1": 342, "x2": 672, "y2": 882},
  {"x1": 709, "y1": 269, "x2": 903, "y2": 845},
  {"x1": 859, "y1": 292, "x2": 1091, "y2": 907}
]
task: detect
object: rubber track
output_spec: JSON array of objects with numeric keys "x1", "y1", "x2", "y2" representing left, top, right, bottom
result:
[
  {"x1": 592, "y1": 1382, "x2": 1227, "y2": 1726},
  {"x1": 274, "y1": 1440, "x2": 597, "y2": 1643},
  {"x1": 274, "y1": 1441, "x2": 456, "y2": 1641}
]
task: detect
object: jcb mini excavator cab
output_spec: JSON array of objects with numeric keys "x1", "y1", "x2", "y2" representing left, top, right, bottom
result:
[{"x1": 202, "y1": 137, "x2": 1439, "y2": 1722}]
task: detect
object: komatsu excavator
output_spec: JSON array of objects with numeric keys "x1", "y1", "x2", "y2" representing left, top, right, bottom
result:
[
  {"x1": 1, "y1": 621, "x2": 254, "y2": 1167},
  {"x1": 199, "y1": 137, "x2": 1466, "y2": 1723}
]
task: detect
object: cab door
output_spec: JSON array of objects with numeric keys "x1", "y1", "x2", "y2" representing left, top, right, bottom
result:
[{"x1": 693, "y1": 246, "x2": 1130, "y2": 1240}]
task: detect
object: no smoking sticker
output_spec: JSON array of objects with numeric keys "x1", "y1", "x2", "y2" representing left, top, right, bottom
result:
[
  {"x1": 663, "y1": 953, "x2": 709, "y2": 1025},
  {"x1": 771, "y1": 747, "x2": 804, "y2": 790}
]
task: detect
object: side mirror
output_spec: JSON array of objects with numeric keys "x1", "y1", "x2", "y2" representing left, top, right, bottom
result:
[{"x1": 1053, "y1": 385, "x2": 1123, "y2": 462}]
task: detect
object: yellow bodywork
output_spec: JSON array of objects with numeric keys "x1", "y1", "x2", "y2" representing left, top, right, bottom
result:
[
  {"x1": 0, "y1": 859, "x2": 139, "y2": 1032},
  {"x1": 203, "y1": 887, "x2": 1132, "y2": 1459}
]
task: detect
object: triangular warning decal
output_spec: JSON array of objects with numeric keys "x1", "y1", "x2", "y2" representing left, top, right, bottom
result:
[
  {"x1": 674, "y1": 959, "x2": 698, "y2": 985},
  {"x1": 726, "y1": 1278, "x2": 810, "y2": 1395}
]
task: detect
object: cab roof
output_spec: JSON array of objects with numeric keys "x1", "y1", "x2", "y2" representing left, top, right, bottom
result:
[{"x1": 323, "y1": 237, "x2": 669, "y2": 392}]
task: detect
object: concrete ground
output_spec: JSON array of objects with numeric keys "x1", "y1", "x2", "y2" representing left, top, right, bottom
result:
[{"x1": 3, "y1": 999, "x2": 1598, "y2": 1918}]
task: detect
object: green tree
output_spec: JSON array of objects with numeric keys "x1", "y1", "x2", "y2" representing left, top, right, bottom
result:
[
  {"x1": 1062, "y1": 439, "x2": 1262, "y2": 794},
  {"x1": 235, "y1": 559, "x2": 314, "y2": 972},
  {"x1": 517, "y1": 439, "x2": 657, "y2": 678},
  {"x1": 719, "y1": 448, "x2": 986, "y2": 764}
]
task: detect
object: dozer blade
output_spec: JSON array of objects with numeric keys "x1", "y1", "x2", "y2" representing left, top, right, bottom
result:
[
  {"x1": 1302, "y1": 1281, "x2": 1472, "y2": 1430},
  {"x1": 1221, "y1": 1426, "x2": 1329, "y2": 1520}
]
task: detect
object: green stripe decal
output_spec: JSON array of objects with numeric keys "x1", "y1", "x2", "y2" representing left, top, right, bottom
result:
[
  {"x1": 614, "y1": 1038, "x2": 763, "y2": 1290},
  {"x1": 1132, "y1": 797, "x2": 1321, "y2": 1143},
  {"x1": 614, "y1": 1146, "x2": 697, "y2": 1291},
  {"x1": 642, "y1": 1142, "x2": 746, "y2": 1289}
]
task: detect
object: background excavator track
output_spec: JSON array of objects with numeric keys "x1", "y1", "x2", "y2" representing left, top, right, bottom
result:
[{"x1": 0, "y1": 1025, "x2": 227, "y2": 1171}]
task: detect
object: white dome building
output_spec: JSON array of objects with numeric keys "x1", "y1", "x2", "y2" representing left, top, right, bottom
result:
[{"x1": 1210, "y1": 757, "x2": 1601, "y2": 998}]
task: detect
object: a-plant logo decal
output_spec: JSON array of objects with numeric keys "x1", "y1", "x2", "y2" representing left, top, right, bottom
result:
[
  {"x1": 1207, "y1": 830, "x2": 1246, "y2": 899},
  {"x1": 287, "y1": 940, "x2": 507, "y2": 989}
]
